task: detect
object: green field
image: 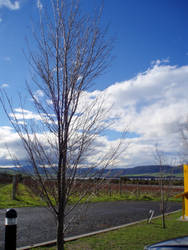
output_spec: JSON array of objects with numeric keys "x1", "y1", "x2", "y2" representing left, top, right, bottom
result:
[
  {"x1": 31, "y1": 211, "x2": 187, "y2": 250},
  {"x1": 0, "y1": 183, "x2": 45, "y2": 208},
  {"x1": 0, "y1": 182, "x2": 182, "y2": 209},
  {"x1": 126, "y1": 173, "x2": 183, "y2": 177}
]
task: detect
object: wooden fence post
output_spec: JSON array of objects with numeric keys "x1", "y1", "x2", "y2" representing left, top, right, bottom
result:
[
  {"x1": 108, "y1": 182, "x2": 111, "y2": 196},
  {"x1": 12, "y1": 175, "x2": 17, "y2": 200},
  {"x1": 119, "y1": 179, "x2": 122, "y2": 196}
]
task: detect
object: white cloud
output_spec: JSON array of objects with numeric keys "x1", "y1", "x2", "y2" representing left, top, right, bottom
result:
[
  {"x1": 10, "y1": 108, "x2": 44, "y2": 121},
  {"x1": 46, "y1": 99, "x2": 53, "y2": 105},
  {"x1": 0, "y1": 126, "x2": 26, "y2": 163},
  {"x1": 83, "y1": 61, "x2": 188, "y2": 166},
  {"x1": 0, "y1": 0, "x2": 20, "y2": 10},
  {"x1": 37, "y1": 0, "x2": 43, "y2": 10},
  {"x1": 1, "y1": 83, "x2": 9, "y2": 88},
  {"x1": 33, "y1": 89, "x2": 44, "y2": 101},
  {"x1": 0, "y1": 61, "x2": 187, "y2": 168},
  {"x1": 9, "y1": 108, "x2": 56, "y2": 127}
]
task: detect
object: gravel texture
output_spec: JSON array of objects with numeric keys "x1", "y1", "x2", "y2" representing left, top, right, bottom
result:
[{"x1": 0, "y1": 201, "x2": 181, "y2": 248}]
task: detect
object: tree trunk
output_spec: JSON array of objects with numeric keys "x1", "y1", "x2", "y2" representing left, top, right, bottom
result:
[
  {"x1": 136, "y1": 181, "x2": 139, "y2": 199},
  {"x1": 108, "y1": 182, "x2": 111, "y2": 196},
  {"x1": 119, "y1": 179, "x2": 122, "y2": 196},
  {"x1": 161, "y1": 181, "x2": 166, "y2": 229},
  {"x1": 57, "y1": 212, "x2": 65, "y2": 250},
  {"x1": 12, "y1": 175, "x2": 17, "y2": 200},
  {"x1": 162, "y1": 211, "x2": 166, "y2": 229}
]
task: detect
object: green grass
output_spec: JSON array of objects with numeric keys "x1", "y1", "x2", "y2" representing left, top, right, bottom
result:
[
  {"x1": 0, "y1": 183, "x2": 181, "y2": 209},
  {"x1": 0, "y1": 183, "x2": 45, "y2": 208},
  {"x1": 69, "y1": 193, "x2": 137, "y2": 204},
  {"x1": 127, "y1": 173, "x2": 183, "y2": 177},
  {"x1": 32, "y1": 211, "x2": 187, "y2": 250},
  {"x1": 69, "y1": 192, "x2": 182, "y2": 204}
]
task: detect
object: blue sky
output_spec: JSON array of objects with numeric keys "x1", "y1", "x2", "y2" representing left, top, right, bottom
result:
[
  {"x1": 88, "y1": 0, "x2": 188, "y2": 88},
  {"x1": 0, "y1": 0, "x2": 188, "y2": 168}
]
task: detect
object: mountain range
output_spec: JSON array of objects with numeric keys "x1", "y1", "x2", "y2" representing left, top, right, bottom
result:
[{"x1": 0, "y1": 164, "x2": 183, "y2": 178}]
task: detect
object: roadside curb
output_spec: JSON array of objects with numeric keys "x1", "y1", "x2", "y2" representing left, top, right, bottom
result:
[{"x1": 17, "y1": 209, "x2": 181, "y2": 249}]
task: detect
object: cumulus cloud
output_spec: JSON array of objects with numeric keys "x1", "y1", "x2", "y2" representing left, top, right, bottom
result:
[
  {"x1": 0, "y1": 0, "x2": 20, "y2": 10},
  {"x1": 1, "y1": 83, "x2": 9, "y2": 88},
  {"x1": 92, "y1": 61, "x2": 188, "y2": 166},
  {"x1": 0, "y1": 61, "x2": 187, "y2": 168},
  {"x1": 10, "y1": 108, "x2": 43, "y2": 121},
  {"x1": 37, "y1": 0, "x2": 43, "y2": 10},
  {"x1": 103, "y1": 63, "x2": 188, "y2": 135},
  {"x1": 33, "y1": 89, "x2": 44, "y2": 101},
  {"x1": 65, "y1": 61, "x2": 187, "y2": 167},
  {"x1": 0, "y1": 126, "x2": 26, "y2": 164}
]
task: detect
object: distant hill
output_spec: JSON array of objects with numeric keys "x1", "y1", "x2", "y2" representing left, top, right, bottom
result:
[
  {"x1": 0, "y1": 164, "x2": 183, "y2": 178},
  {"x1": 0, "y1": 167, "x2": 19, "y2": 175},
  {"x1": 72, "y1": 165, "x2": 183, "y2": 178},
  {"x1": 117, "y1": 165, "x2": 183, "y2": 176}
]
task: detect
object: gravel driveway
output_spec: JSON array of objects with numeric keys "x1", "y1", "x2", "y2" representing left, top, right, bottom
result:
[{"x1": 0, "y1": 201, "x2": 181, "y2": 248}]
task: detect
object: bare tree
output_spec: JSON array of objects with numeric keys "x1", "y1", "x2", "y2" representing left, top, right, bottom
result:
[
  {"x1": 0, "y1": 1, "x2": 124, "y2": 249},
  {"x1": 154, "y1": 146, "x2": 166, "y2": 229},
  {"x1": 153, "y1": 145, "x2": 178, "y2": 229},
  {"x1": 181, "y1": 119, "x2": 188, "y2": 162}
]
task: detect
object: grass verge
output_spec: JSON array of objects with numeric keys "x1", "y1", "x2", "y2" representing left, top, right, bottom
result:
[
  {"x1": 32, "y1": 211, "x2": 187, "y2": 250},
  {"x1": 0, "y1": 183, "x2": 45, "y2": 208},
  {"x1": 69, "y1": 192, "x2": 182, "y2": 204}
]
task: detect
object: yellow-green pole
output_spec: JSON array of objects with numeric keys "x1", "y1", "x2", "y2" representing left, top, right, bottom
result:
[{"x1": 184, "y1": 164, "x2": 188, "y2": 217}]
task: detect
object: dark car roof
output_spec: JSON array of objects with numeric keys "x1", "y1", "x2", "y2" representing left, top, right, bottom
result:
[{"x1": 145, "y1": 236, "x2": 188, "y2": 249}]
